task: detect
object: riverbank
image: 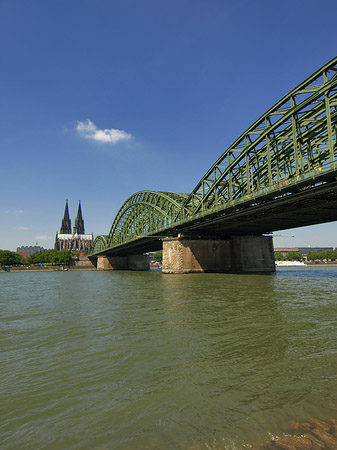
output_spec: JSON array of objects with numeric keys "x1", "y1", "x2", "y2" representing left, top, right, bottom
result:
[
  {"x1": 0, "y1": 254, "x2": 97, "y2": 272},
  {"x1": 0, "y1": 266, "x2": 96, "y2": 273},
  {"x1": 1, "y1": 260, "x2": 162, "y2": 272},
  {"x1": 0, "y1": 265, "x2": 96, "y2": 272},
  {"x1": 277, "y1": 261, "x2": 337, "y2": 267},
  {"x1": 307, "y1": 261, "x2": 337, "y2": 266}
]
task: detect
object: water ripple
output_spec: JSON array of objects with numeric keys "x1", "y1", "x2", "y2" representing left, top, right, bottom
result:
[{"x1": 1, "y1": 269, "x2": 337, "y2": 449}]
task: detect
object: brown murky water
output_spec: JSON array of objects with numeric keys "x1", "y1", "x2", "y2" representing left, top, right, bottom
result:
[{"x1": 1, "y1": 267, "x2": 337, "y2": 449}]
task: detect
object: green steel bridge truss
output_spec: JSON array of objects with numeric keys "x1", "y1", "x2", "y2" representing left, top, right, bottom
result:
[
  {"x1": 91, "y1": 56, "x2": 337, "y2": 256},
  {"x1": 107, "y1": 191, "x2": 190, "y2": 247}
]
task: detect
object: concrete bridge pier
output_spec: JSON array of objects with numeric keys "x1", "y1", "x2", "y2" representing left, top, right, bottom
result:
[
  {"x1": 162, "y1": 235, "x2": 275, "y2": 274},
  {"x1": 97, "y1": 254, "x2": 150, "y2": 271}
]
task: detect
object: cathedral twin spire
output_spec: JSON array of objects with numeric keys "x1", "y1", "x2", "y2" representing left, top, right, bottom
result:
[
  {"x1": 73, "y1": 201, "x2": 85, "y2": 235},
  {"x1": 60, "y1": 199, "x2": 71, "y2": 234},
  {"x1": 60, "y1": 200, "x2": 85, "y2": 235}
]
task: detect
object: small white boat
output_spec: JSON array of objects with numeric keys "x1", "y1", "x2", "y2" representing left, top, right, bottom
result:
[{"x1": 275, "y1": 261, "x2": 306, "y2": 266}]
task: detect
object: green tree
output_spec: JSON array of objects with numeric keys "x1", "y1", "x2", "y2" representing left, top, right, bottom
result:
[
  {"x1": 307, "y1": 251, "x2": 322, "y2": 261},
  {"x1": 324, "y1": 250, "x2": 337, "y2": 261},
  {"x1": 152, "y1": 251, "x2": 162, "y2": 262},
  {"x1": 27, "y1": 249, "x2": 72, "y2": 265},
  {"x1": 0, "y1": 250, "x2": 24, "y2": 266},
  {"x1": 274, "y1": 251, "x2": 284, "y2": 261},
  {"x1": 285, "y1": 251, "x2": 303, "y2": 261}
]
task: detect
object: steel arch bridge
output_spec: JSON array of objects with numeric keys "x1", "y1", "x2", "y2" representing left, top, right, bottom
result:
[{"x1": 91, "y1": 56, "x2": 337, "y2": 257}]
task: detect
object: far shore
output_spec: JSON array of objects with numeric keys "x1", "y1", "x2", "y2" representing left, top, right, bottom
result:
[
  {"x1": 0, "y1": 262, "x2": 162, "y2": 273},
  {"x1": 281, "y1": 262, "x2": 337, "y2": 267},
  {"x1": 1, "y1": 261, "x2": 337, "y2": 273},
  {"x1": 0, "y1": 265, "x2": 96, "y2": 273}
]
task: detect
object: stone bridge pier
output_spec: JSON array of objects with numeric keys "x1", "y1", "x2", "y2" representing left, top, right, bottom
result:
[
  {"x1": 161, "y1": 235, "x2": 275, "y2": 274},
  {"x1": 96, "y1": 254, "x2": 150, "y2": 271},
  {"x1": 93, "y1": 235, "x2": 275, "y2": 273}
]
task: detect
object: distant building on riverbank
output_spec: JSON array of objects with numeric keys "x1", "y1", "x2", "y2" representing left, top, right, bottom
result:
[
  {"x1": 54, "y1": 200, "x2": 93, "y2": 254},
  {"x1": 17, "y1": 245, "x2": 45, "y2": 259},
  {"x1": 275, "y1": 247, "x2": 334, "y2": 261}
]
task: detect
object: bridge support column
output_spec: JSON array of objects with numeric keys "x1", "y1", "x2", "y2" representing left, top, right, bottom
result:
[
  {"x1": 162, "y1": 235, "x2": 275, "y2": 274},
  {"x1": 162, "y1": 237, "x2": 231, "y2": 273},
  {"x1": 127, "y1": 254, "x2": 150, "y2": 270},
  {"x1": 97, "y1": 255, "x2": 128, "y2": 270},
  {"x1": 230, "y1": 235, "x2": 275, "y2": 273},
  {"x1": 96, "y1": 255, "x2": 150, "y2": 271}
]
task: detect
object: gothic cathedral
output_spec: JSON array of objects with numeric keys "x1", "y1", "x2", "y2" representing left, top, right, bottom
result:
[{"x1": 55, "y1": 200, "x2": 93, "y2": 253}]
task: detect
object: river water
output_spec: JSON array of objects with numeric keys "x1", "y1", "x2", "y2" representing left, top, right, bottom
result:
[{"x1": 1, "y1": 267, "x2": 337, "y2": 449}]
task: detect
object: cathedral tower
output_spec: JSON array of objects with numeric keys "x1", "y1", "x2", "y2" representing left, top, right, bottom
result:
[
  {"x1": 73, "y1": 201, "x2": 85, "y2": 235},
  {"x1": 60, "y1": 199, "x2": 72, "y2": 234}
]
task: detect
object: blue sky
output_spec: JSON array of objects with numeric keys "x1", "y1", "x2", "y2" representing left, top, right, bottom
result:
[{"x1": 1, "y1": 0, "x2": 337, "y2": 251}]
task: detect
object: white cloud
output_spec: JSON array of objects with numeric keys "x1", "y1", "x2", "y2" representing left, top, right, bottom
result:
[
  {"x1": 35, "y1": 235, "x2": 52, "y2": 241},
  {"x1": 75, "y1": 119, "x2": 133, "y2": 144},
  {"x1": 4, "y1": 209, "x2": 23, "y2": 215},
  {"x1": 17, "y1": 226, "x2": 29, "y2": 230}
]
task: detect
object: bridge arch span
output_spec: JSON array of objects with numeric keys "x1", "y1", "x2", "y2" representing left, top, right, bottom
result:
[
  {"x1": 106, "y1": 191, "x2": 190, "y2": 248},
  {"x1": 91, "y1": 235, "x2": 109, "y2": 254}
]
